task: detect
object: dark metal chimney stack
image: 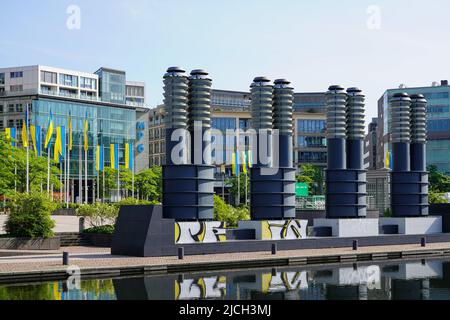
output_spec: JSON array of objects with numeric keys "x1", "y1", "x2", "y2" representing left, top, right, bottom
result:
[
  {"x1": 163, "y1": 67, "x2": 189, "y2": 165},
  {"x1": 188, "y1": 69, "x2": 212, "y2": 164},
  {"x1": 326, "y1": 85, "x2": 347, "y2": 170},
  {"x1": 162, "y1": 67, "x2": 214, "y2": 221},
  {"x1": 390, "y1": 92, "x2": 428, "y2": 217}
]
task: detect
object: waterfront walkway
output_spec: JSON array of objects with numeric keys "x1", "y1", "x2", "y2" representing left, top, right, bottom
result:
[{"x1": 1, "y1": 242, "x2": 450, "y2": 283}]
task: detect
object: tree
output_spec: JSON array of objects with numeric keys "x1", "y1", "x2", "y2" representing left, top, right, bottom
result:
[
  {"x1": 226, "y1": 173, "x2": 250, "y2": 205},
  {"x1": 135, "y1": 166, "x2": 162, "y2": 202},
  {"x1": 297, "y1": 164, "x2": 324, "y2": 195},
  {"x1": 428, "y1": 165, "x2": 450, "y2": 193},
  {"x1": 0, "y1": 133, "x2": 60, "y2": 196}
]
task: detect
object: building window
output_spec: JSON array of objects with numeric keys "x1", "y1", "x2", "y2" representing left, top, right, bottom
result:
[
  {"x1": 0, "y1": 120, "x2": 3, "y2": 129},
  {"x1": 297, "y1": 120, "x2": 326, "y2": 133},
  {"x1": 59, "y1": 74, "x2": 78, "y2": 87},
  {"x1": 8, "y1": 104, "x2": 15, "y2": 113},
  {"x1": 40, "y1": 71, "x2": 57, "y2": 84},
  {"x1": 0, "y1": 73, "x2": 4, "y2": 85},
  {"x1": 0, "y1": 105, "x2": 3, "y2": 113},
  {"x1": 8, "y1": 120, "x2": 14, "y2": 127},
  {"x1": 10, "y1": 85, "x2": 23, "y2": 92},
  {"x1": 16, "y1": 104, "x2": 23, "y2": 113},
  {"x1": 80, "y1": 77, "x2": 97, "y2": 90},
  {"x1": 10, "y1": 71, "x2": 23, "y2": 78}
]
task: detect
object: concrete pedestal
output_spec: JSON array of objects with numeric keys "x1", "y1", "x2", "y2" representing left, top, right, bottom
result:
[
  {"x1": 379, "y1": 217, "x2": 442, "y2": 235},
  {"x1": 237, "y1": 220, "x2": 308, "y2": 240},
  {"x1": 313, "y1": 219, "x2": 379, "y2": 238},
  {"x1": 175, "y1": 221, "x2": 227, "y2": 244}
]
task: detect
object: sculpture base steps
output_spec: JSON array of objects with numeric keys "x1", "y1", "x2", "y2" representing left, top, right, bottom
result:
[
  {"x1": 379, "y1": 217, "x2": 442, "y2": 235},
  {"x1": 313, "y1": 219, "x2": 379, "y2": 238}
]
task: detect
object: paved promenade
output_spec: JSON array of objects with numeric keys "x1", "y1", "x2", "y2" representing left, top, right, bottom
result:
[{"x1": 1, "y1": 242, "x2": 450, "y2": 283}]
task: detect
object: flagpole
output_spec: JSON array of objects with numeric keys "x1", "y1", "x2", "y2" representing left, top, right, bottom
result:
[
  {"x1": 102, "y1": 145, "x2": 105, "y2": 203},
  {"x1": 47, "y1": 146, "x2": 50, "y2": 194},
  {"x1": 79, "y1": 135, "x2": 82, "y2": 204},
  {"x1": 132, "y1": 148, "x2": 135, "y2": 199},
  {"x1": 66, "y1": 135, "x2": 70, "y2": 207},
  {"x1": 84, "y1": 148, "x2": 88, "y2": 204},
  {"x1": 117, "y1": 166, "x2": 120, "y2": 202},
  {"x1": 25, "y1": 104, "x2": 29, "y2": 194}
]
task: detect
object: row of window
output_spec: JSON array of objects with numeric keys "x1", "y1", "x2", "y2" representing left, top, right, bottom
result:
[
  {"x1": 297, "y1": 120, "x2": 326, "y2": 133},
  {"x1": 149, "y1": 141, "x2": 166, "y2": 154},
  {"x1": 0, "y1": 104, "x2": 25, "y2": 113},
  {"x1": 297, "y1": 136, "x2": 327, "y2": 148},
  {"x1": 40, "y1": 71, "x2": 98, "y2": 90},
  {"x1": 298, "y1": 152, "x2": 327, "y2": 163},
  {"x1": 10, "y1": 71, "x2": 23, "y2": 78},
  {"x1": 0, "y1": 119, "x2": 24, "y2": 130}
]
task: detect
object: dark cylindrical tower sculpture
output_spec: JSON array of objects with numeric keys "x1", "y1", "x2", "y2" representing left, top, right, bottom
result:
[
  {"x1": 325, "y1": 85, "x2": 366, "y2": 218},
  {"x1": 345, "y1": 87, "x2": 367, "y2": 217},
  {"x1": 391, "y1": 93, "x2": 411, "y2": 172},
  {"x1": 188, "y1": 69, "x2": 212, "y2": 164},
  {"x1": 391, "y1": 93, "x2": 429, "y2": 217},
  {"x1": 326, "y1": 85, "x2": 347, "y2": 170},
  {"x1": 162, "y1": 67, "x2": 214, "y2": 221},
  {"x1": 250, "y1": 77, "x2": 295, "y2": 220}
]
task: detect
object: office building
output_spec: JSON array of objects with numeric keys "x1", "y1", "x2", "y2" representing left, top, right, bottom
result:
[
  {"x1": 0, "y1": 65, "x2": 149, "y2": 201},
  {"x1": 364, "y1": 118, "x2": 378, "y2": 170},
  {"x1": 377, "y1": 81, "x2": 450, "y2": 173}
]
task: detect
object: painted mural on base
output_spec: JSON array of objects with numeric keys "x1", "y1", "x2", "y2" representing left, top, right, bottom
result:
[
  {"x1": 175, "y1": 276, "x2": 226, "y2": 300},
  {"x1": 175, "y1": 222, "x2": 227, "y2": 244},
  {"x1": 262, "y1": 220, "x2": 308, "y2": 240}
]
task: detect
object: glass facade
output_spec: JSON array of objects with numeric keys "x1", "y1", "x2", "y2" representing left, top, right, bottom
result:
[
  {"x1": 298, "y1": 136, "x2": 327, "y2": 148},
  {"x1": 59, "y1": 74, "x2": 78, "y2": 87},
  {"x1": 297, "y1": 119, "x2": 326, "y2": 133},
  {"x1": 95, "y1": 69, "x2": 126, "y2": 104},
  {"x1": 298, "y1": 152, "x2": 327, "y2": 163},
  {"x1": 32, "y1": 98, "x2": 136, "y2": 178}
]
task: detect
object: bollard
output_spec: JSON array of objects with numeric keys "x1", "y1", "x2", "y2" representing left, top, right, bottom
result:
[
  {"x1": 79, "y1": 217, "x2": 85, "y2": 233},
  {"x1": 352, "y1": 240, "x2": 358, "y2": 251},
  {"x1": 63, "y1": 252, "x2": 70, "y2": 266},
  {"x1": 421, "y1": 237, "x2": 426, "y2": 247},
  {"x1": 178, "y1": 247, "x2": 185, "y2": 260},
  {"x1": 271, "y1": 243, "x2": 277, "y2": 255}
]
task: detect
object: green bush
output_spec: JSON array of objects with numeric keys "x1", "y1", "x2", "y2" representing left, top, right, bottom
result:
[
  {"x1": 76, "y1": 203, "x2": 119, "y2": 228},
  {"x1": 83, "y1": 225, "x2": 115, "y2": 234},
  {"x1": 384, "y1": 208, "x2": 392, "y2": 218},
  {"x1": 214, "y1": 195, "x2": 250, "y2": 228},
  {"x1": 429, "y1": 192, "x2": 448, "y2": 204},
  {"x1": 5, "y1": 193, "x2": 56, "y2": 238}
]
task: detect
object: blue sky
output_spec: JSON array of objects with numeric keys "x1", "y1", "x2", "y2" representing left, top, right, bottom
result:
[{"x1": 2, "y1": 0, "x2": 450, "y2": 124}]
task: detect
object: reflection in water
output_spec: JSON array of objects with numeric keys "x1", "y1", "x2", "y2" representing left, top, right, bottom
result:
[{"x1": 2, "y1": 259, "x2": 450, "y2": 300}]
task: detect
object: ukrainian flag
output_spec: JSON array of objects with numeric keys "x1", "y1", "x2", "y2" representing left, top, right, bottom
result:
[
  {"x1": 53, "y1": 126, "x2": 65, "y2": 164},
  {"x1": 44, "y1": 111, "x2": 54, "y2": 149},
  {"x1": 68, "y1": 112, "x2": 73, "y2": 151},
  {"x1": 21, "y1": 110, "x2": 28, "y2": 148},
  {"x1": 83, "y1": 113, "x2": 89, "y2": 152},
  {"x1": 30, "y1": 125, "x2": 42, "y2": 156},
  {"x1": 232, "y1": 152, "x2": 240, "y2": 176},
  {"x1": 96, "y1": 145, "x2": 104, "y2": 172},
  {"x1": 386, "y1": 150, "x2": 392, "y2": 170},
  {"x1": 242, "y1": 151, "x2": 247, "y2": 174},
  {"x1": 5, "y1": 128, "x2": 16, "y2": 147},
  {"x1": 125, "y1": 143, "x2": 133, "y2": 170},
  {"x1": 110, "y1": 144, "x2": 119, "y2": 170}
]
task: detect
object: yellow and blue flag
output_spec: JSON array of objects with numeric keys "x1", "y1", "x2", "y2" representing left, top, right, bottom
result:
[
  {"x1": 96, "y1": 145, "x2": 104, "y2": 172},
  {"x1": 83, "y1": 112, "x2": 89, "y2": 152},
  {"x1": 44, "y1": 111, "x2": 54, "y2": 149},
  {"x1": 386, "y1": 150, "x2": 392, "y2": 170},
  {"x1": 5, "y1": 128, "x2": 16, "y2": 147},
  {"x1": 241, "y1": 151, "x2": 247, "y2": 174},
  {"x1": 232, "y1": 152, "x2": 240, "y2": 176},
  {"x1": 110, "y1": 144, "x2": 119, "y2": 170},
  {"x1": 68, "y1": 112, "x2": 73, "y2": 151},
  {"x1": 30, "y1": 125, "x2": 42, "y2": 157},
  {"x1": 22, "y1": 109, "x2": 28, "y2": 148},
  {"x1": 125, "y1": 143, "x2": 133, "y2": 170},
  {"x1": 53, "y1": 126, "x2": 65, "y2": 164}
]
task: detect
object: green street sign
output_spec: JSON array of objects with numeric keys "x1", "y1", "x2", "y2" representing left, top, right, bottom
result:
[{"x1": 296, "y1": 183, "x2": 309, "y2": 197}]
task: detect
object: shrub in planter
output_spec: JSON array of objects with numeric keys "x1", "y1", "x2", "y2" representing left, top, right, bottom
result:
[
  {"x1": 5, "y1": 193, "x2": 56, "y2": 238},
  {"x1": 76, "y1": 203, "x2": 119, "y2": 228},
  {"x1": 214, "y1": 195, "x2": 250, "y2": 228},
  {"x1": 83, "y1": 225, "x2": 115, "y2": 234}
]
